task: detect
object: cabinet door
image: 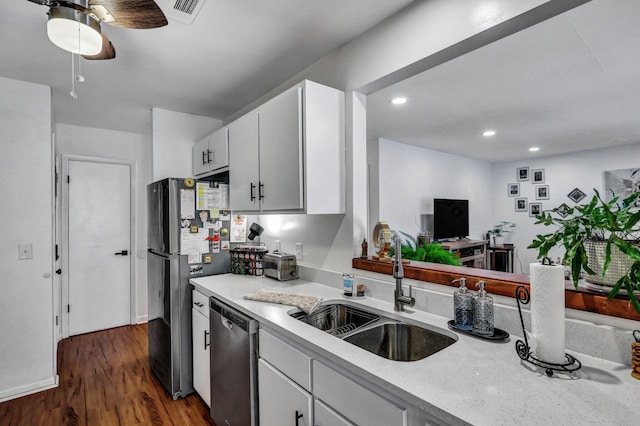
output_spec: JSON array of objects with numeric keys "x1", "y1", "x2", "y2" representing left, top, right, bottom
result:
[
  {"x1": 258, "y1": 359, "x2": 312, "y2": 426},
  {"x1": 209, "y1": 127, "x2": 229, "y2": 171},
  {"x1": 229, "y1": 111, "x2": 260, "y2": 212},
  {"x1": 193, "y1": 135, "x2": 210, "y2": 176},
  {"x1": 258, "y1": 85, "x2": 304, "y2": 212},
  {"x1": 192, "y1": 308, "x2": 210, "y2": 407},
  {"x1": 314, "y1": 399, "x2": 354, "y2": 426},
  {"x1": 314, "y1": 361, "x2": 407, "y2": 426}
]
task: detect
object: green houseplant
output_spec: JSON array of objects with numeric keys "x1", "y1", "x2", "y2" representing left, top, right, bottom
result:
[
  {"x1": 528, "y1": 189, "x2": 640, "y2": 312},
  {"x1": 388, "y1": 231, "x2": 461, "y2": 266},
  {"x1": 487, "y1": 221, "x2": 516, "y2": 246}
]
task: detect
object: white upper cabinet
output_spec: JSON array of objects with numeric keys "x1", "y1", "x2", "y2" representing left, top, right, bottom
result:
[
  {"x1": 193, "y1": 126, "x2": 229, "y2": 177},
  {"x1": 228, "y1": 111, "x2": 260, "y2": 212},
  {"x1": 228, "y1": 80, "x2": 345, "y2": 214}
]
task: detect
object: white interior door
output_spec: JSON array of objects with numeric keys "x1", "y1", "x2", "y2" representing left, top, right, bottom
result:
[{"x1": 67, "y1": 160, "x2": 131, "y2": 336}]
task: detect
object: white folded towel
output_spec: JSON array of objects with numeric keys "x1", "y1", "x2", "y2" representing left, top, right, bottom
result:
[{"x1": 243, "y1": 291, "x2": 322, "y2": 314}]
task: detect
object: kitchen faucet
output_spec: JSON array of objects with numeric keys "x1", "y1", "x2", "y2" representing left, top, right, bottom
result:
[{"x1": 393, "y1": 237, "x2": 415, "y2": 311}]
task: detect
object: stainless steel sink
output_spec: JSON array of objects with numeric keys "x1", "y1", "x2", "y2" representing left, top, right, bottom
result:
[
  {"x1": 290, "y1": 303, "x2": 380, "y2": 337},
  {"x1": 290, "y1": 302, "x2": 456, "y2": 361},
  {"x1": 343, "y1": 322, "x2": 456, "y2": 362}
]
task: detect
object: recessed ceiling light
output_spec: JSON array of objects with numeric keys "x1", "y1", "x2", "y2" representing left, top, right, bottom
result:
[
  {"x1": 529, "y1": 147, "x2": 540, "y2": 152},
  {"x1": 390, "y1": 97, "x2": 407, "y2": 105},
  {"x1": 482, "y1": 130, "x2": 496, "y2": 137}
]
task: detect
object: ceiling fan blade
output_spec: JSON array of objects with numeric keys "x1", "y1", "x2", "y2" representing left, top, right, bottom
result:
[
  {"x1": 89, "y1": 0, "x2": 168, "y2": 29},
  {"x1": 82, "y1": 33, "x2": 116, "y2": 60}
]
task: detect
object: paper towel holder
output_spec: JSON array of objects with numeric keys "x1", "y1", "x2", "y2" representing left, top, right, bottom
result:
[{"x1": 514, "y1": 285, "x2": 582, "y2": 377}]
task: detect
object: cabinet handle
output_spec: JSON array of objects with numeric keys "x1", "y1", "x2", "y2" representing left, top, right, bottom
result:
[
  {"x1": 207, "y1": 149, "x2": 212, "y2": 164},
  {"x1": 295, "y1": 411, "x2": 303, "y2": 426},
  {"x1": 259, "y1": 181, "x2": 265, "y2": 200},
  {"x1": 194, "y1": 301, "x2": 204, "y2": 308},
  {"x1": 250, "y1": 183, "x2": 256, "y2": 201},
  {"x1": 202, "y1": 151, "x2": 207, "y2": 165},
  {"x1": 204, "y1": 330, "x2": 210, "y2": 350}
]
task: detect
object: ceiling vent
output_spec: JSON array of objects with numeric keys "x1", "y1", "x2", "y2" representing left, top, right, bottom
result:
[{"x1": 165, "y1": 0, "x2": 206, "y2": 25}]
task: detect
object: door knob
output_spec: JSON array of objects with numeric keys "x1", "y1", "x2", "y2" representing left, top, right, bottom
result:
[{"x1": 114, "y1": 250, "x2": 128, "y2": 256}]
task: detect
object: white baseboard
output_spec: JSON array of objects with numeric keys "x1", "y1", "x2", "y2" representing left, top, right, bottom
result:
[
  {"x1": 0, "y1": 375, "x2": 59, "y2": 403},
  {"x1": 136, "y1": 315, "x2": 148, "y2": 324}
]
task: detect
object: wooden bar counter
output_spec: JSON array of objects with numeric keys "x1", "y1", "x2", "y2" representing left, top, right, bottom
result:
[{"x1": 353, "y1": 257, "x2": 640, "y2": 322}]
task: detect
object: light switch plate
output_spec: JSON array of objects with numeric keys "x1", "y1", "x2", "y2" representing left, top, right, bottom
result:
[
  {"x1": 296, "y1": 243, "x2": 303, "y2": 261},
  {"x1": 19, "y1": 243, "x2": 33, "y2": 260}
]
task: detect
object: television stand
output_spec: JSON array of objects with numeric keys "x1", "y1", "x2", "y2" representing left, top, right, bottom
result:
[{"x1": 440, "y1": 239, "x2": 487, "y2": 269}]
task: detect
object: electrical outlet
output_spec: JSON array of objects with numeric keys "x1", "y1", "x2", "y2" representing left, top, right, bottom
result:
[
  {"x1": 19, "y1": 243, "x2": 33, "y2": 260},
  {"x1": 296, "y1": 243, "x2": 303, "y2": 261}
]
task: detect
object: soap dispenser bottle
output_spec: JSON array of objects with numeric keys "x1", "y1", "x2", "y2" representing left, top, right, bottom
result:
[
  {"x1": 452, "y1": 278, "x2": 473, "y2": 330},
  {"x1": 473, "y1": 280, "x2": 494, "y2": 336}
]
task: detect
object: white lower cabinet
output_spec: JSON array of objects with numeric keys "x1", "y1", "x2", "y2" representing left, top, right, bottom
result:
[
  {"x1": 313, "y1": 361, "x2": 408, "y2": 426},
  {"x1": 257, "y1": 328, "x2": 433, "y2": 426},
  {"x1": 258, "y1": 359, "x2": 312, "y2": 425},
  {"x1": 314, "y1": 399, "x2": 354, "y2": 426},
  {"x1": 192, "y1": 290, "x2": 210, "y2": 407}
]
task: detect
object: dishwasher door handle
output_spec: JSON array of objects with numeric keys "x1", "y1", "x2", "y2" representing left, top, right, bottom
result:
[{"x1": 219, "y1": 316, "x2": 234, "y2": 330}]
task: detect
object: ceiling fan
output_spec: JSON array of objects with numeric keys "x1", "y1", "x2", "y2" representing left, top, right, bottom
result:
[{"x1": 26, "y1": 0, "x2": 168, "y2": 60}]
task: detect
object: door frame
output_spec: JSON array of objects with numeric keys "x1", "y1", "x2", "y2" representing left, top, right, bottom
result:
[{"x1": 60, "y1": 154, "x2": 137, "y2": 338}]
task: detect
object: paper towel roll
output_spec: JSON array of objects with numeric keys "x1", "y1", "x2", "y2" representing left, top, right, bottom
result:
[{"x1": 530, "y1": 262, "x2": 566, "y2": 364}]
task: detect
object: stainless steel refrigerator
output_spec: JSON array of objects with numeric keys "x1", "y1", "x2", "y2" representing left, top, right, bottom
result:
[{"x1": 147, "y1": 177, "x2": 230, "y2": 399}]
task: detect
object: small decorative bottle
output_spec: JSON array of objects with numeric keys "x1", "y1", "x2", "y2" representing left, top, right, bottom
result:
[
  {"x1": 473, "y1": 280, "x2": 494, "y2": 336},
  {"x1": 453, "y1": 278, "x2": 473, "y2": 330}
]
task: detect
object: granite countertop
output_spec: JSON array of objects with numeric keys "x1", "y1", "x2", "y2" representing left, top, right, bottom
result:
[{"x1": 190, "y1": 274, "x2": 639, "y2": 426}]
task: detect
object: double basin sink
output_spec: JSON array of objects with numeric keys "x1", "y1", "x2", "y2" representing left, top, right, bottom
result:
[{"x1": 290, "y1": 302, "x2": 456, "y2": 362}]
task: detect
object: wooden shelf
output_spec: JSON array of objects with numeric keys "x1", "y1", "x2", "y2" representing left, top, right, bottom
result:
[{"x1": 352, "y1": 258, "x2": 640, "y2": 322}]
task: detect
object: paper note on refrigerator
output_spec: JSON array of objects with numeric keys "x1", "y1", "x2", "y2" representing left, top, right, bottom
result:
[
  {"x1": 180, "y1": 189, "x2": 195, "y2": 219},
  {"x1": 180, "y1": 228, "x2": 208, "y2": 254}
]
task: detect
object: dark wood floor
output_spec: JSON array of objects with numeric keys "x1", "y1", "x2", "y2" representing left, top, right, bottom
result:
[{"x1": 0, "y1": 324, "x2": 214, "y2": 426}]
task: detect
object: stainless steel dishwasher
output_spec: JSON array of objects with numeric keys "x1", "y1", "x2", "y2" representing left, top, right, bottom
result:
[{"x1": 209, "y1": 297, "x2": 258, "y2": 426}]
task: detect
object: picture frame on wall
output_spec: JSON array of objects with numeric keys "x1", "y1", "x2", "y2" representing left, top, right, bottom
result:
[
  {"x1": 516, "y1": 166, "x2": 530, "y2": 182},
  {"x1": 508, "y1": 183, "x2": 520, "y2": 197},
  {"x1": 529, "y1": 202, "x2": 542, "y2": 217},
  {"x1": 515, "y1": 198, "x2": 528, "y2": 212},
  {"x1": 532, "y1": 168, "x2": 545, "y2": 184},
  {"x1": 536, "y1": 185, "x2": 549, "y2": 200},
  {"x1": 568, "y1": 187, "x2": 586, "y2": 203},
  {"x1": 556, "y1": 203, "x2": 570, "y2": 218},
  {"x1": 603, "y1": 168, "x2": 640, "y2": 207}
]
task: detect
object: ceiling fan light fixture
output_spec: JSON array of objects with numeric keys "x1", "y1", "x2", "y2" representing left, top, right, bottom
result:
[{"x1": 47, "y1": 6, "x2": 102, "y2": 56}]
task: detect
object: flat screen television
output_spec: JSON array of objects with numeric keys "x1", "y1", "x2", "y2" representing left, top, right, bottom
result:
[{"x1": 433, "y1": 198, "x2": 469, "y2": 241}]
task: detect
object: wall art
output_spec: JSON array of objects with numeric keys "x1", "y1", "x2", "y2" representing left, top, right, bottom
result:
[
  {"x1": 532, "y1": 168, "x2": 545, "y2": 184},
  {"x1": 529, "y1": 202, "x2": 542, "y2": 217},
  {"x1": 508, "y1": 183, "x2": 520, "y2": 197},
  {"x1": 568, "y1": 187, "x2": 586, "y2": 203},
  {"x1": 536, "y1": 185, "x2": 549, "y2": 200},
  {"x1": 603, "y1": 167, "x2": 640, "y2": 207},
  {"x1": 556, "y1": 203, "x2": 570, "y2": 218},
  {"x1": 515, "y1": 198, "x2": 528, "y2": 212},
  {"x1": 516, "y1": 166, "x2": 530, "y2": 182}
]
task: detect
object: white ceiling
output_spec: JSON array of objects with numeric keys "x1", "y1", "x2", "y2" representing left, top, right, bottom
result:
[
  {"x1": 367, "y1": 0, "x2": 640, "y2": 163},
  {"x1": 0, "y1": 0, "x2": 413, "y2": 134}
]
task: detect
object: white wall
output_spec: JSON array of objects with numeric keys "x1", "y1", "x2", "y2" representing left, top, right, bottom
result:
[
  {"x1": 232, "y1": 0, "x2": 582, "y2": 273},
  {"x1": 55, "y1": 124, "x2": 151, "y2": 322},
  {"x1": 152, "y1": 108, "x2": 222, "y2": 180},
  {"x1": 492, "y1": 143, "x2": 640, "y2": 274},
  {"x1": 0, "y1": 76, "x2": 56, "y2": 401},
  {"x1": 374, "y1": 138, "x2": 493, "y2": 240}
]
